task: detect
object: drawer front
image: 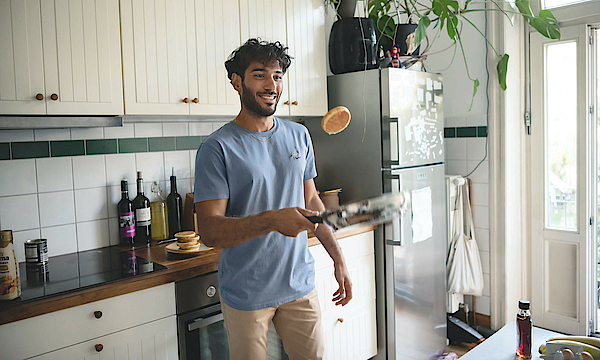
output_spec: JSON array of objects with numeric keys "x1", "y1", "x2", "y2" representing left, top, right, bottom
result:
[
  {"x1": 30, "y1": 316, "x2": 179, "y2": 360},
  {"x1": 322, "y1": 300, "x2": 377, "y2": 360},
  {"x1": 1, "y1": 283, "x2": 175, "y2": 360}
]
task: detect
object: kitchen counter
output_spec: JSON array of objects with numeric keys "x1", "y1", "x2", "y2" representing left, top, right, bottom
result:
[{"x1": 0, "y1": 225, "x2": 376, "y2": 325}]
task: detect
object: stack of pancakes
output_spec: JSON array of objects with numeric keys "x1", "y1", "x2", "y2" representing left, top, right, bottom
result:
[{"x1": 175, "y1": 231, "x2": 201, "y2": 251}]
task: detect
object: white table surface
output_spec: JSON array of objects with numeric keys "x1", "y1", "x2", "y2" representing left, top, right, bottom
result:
[{"x1": 459, "y1": 321, "x2": 564, "y2": 360}]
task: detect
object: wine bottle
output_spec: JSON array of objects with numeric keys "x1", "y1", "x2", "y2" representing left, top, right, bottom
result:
[
  {"x1": 167, "y1": 168, "x2": 183, "y2": 238},
  {"x1": 117, "y1": 180, "x2": 135, "y2": 246},
  {"x1": 132, "y1": 171, "x2": 151, "y2": 245}
]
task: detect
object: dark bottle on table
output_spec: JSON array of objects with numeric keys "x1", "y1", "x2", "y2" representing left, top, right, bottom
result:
[
  {"x1": 132, "y1": 171, "x2": 151, "y2": 245},
  {"x1": 167, "y1": 168, "x2": 183, "y2": 238},
  {"x1": 516, "y1": 300, "x2": 532, "y2": 359},
  {"x1": 118, "y1": 180, "x2": 135, "y2": 246}
]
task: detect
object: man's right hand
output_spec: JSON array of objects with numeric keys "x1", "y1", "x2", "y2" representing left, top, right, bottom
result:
[{"x1": 270, "y1": 207, "x2": 319, "y2": 237}]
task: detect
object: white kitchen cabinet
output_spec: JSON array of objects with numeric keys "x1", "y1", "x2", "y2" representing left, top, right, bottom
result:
[
  {"x1": 0, "y1": 283, "x2": 176, "y2": 360},
  {"x1": 0, "y1": 0, "x2": 123, "y2": 115},
  {"x1": 30, "y1": 316, "x2": 179, "y2": 360},
  {"x1": 239, "y1": 0, "x2": 328, "y2": 117},
  {"x1": 310, "y1": 230, "x2": 377, "y2": 360},
  {"x1": 121, "y1": 0, "x2": 240, "y2": 116}
]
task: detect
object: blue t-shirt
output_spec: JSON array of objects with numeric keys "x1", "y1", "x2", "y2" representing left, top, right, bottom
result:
[{"x1": 194, "y1": 118, "x2": 317, "y2": 310}]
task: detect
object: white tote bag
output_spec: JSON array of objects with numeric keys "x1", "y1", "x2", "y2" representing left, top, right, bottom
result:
[{"x1": 447, "y1": 184, "x2": 485, "y2": 296}]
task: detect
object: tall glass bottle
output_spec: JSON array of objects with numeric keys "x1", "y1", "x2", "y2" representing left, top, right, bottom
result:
[
  {"x1": 167, "y1": 168, "x2": 183, "y2": 238},
  {"x1": 150, "y1": 181, "x2": 169, "y2": 241},
  {"x1": 516, "y1": 300, "x2": 532, "y2": 359},
  {"x1": 132, "y1": 171, "x2": 151, "y2": 245},
  {"x1": 117, "y1": 180, "x2": 135, "y2": 246}
]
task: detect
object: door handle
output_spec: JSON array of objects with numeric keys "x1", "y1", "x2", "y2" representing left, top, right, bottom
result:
[
  {"x1": 187, "y1": 313, "x2": 224, "y2": 332},
  {"x1": 386, "y1": 239, "x2": 402, "y2": 246}
]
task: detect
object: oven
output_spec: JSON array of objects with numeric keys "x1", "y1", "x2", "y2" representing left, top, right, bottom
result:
[{"x1": 175, "y1": 271, "x2": 288, "y2": 360}]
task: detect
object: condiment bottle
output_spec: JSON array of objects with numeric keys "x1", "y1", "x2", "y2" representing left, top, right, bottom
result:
[
  {"x1": 0, "y1": 230, "x2": 21, "y2": 300},
  {"x1": 150, "y1": 181, "x2": 169, "y2": 241},
  {"x1": 517, "y1": 300, "x2": 532, "y2": 359}
]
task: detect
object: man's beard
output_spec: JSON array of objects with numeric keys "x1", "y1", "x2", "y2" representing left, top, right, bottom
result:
[{"x1": 241, "y1": 82, "x2": 278, "y2": 117}]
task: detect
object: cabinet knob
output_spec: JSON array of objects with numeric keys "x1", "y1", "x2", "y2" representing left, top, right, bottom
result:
[
  {"x1": 337, "y1": 318, "x2": 344, "y2": 323},
  {"x1": 283, "y1": 101, "x2": 290, "y2": 105},
  {"x1": 95, "y1": 344, "x2": 103, "y2": 352},
  {"x1": 94, "y1": 311, "x2": 102, "y2": 319},
  {"x1": 291, "y1": 101, "x2": 298, "y2": 106},
  {"x1": 50, "y1": 93, "x2": 58, "y2": 101},
  {"x1": 36, "y1": 93, "x2": 44, "y2": 101},
  {"x1": 182, "y1": 97, "x2": 189, "y2": 103},
  {"x1": 192, "y1": 97, "x2": 199, "y2": 103}
]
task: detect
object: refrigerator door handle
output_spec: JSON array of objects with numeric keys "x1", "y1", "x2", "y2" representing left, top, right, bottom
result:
[{"x1": 386, "y1": 239, "x2": 402, "y2": 246}]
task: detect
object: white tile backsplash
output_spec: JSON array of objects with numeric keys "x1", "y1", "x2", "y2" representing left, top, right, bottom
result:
[
  {"x1": 73, "y1": 155, "x2": 107, "y2": 189},
  {"x1": 445, "y1": 160, "x2": 467, "y2": 176},
  {"x1": 76, "y1": 220, "x2": 110, "y2": 251},
  {"x1": 0, "y1": 194, "x2": 39, "y2": 231},
  {"x1": 136, "y1": 152, "x2": 165, "y2": 183},
  {"x1": 75, "y1": 187, "x2": 108, "y2": 222},
  {"x1": 12, "y1": 229, "x2": 41, "y2": 262},
  {"x1": 466, "y1": 138, "x2": 488, "y2": 161},
  {"x1": 445, "y1": 116, "x2": 466, "y2": 127},
  {"x1": 71, "y1": 127, "x2": 104, "y2": 140},
  {"x1": 36, "y1": 157, "x2": 73, "y2": 193},
  {"x1": 212, "y1": 122, "x2": 228, "y2": 132},
  {"x1": 190, "y1": 150, "x2": 197, "y2": 177},
  {"x1": 104, "y1": 123, "x2": 135, "y2": 139},
  {"x1": 466, "y1": 113, "x2": 487, "y2": 127},
  {"x1": 163, "y1": 123, "x2": 189, "y2": 137},
  {"x1": 164, "y1": 151, "x2": 190, "y2": 179},
  {"x1": 470, "y1": 182, "x2": 489, "y2": 207},
  {"x1": 480, "y1": 250, "x2": 490, "y2": 274},
  {"x1": 105, "y1": 153, "x2": 137, "y2": 186},
  {"x1": 483, "y1": 274, "x2": 490, "y2": 296},
  {"x1": 467, "y1": 160, "x2": 488, "y2": 184},
  {"x1": 0, "y1": 159, "x2": 37, "y2": 196},
  {"x1": 34, "y1": 129, "x2": 71, "y2": 141},
  {"x1": 135, "y1": 123, "x2": 163, "y2": 138},
  {"x1": 471, "y1": 205, "x2": 489, "y2": 229},
  {"x1": 445, "y1": 138, "x2": 467, "y2": 161},
  {"x1": 474, "y1": 295, "x2": 491, "y2": 316},
  {"x1": 475, "y1": 227, "x2": 489, "y2": 252},
  {"x1": 189, "y1": 122, "x2": 214, "y2": 136},
  {"x1": 108, "y1": 217, "x2": 120, "y2": 246},
  {"x1": 38, "y1": 191, "x2": 75, "y2": 227},
  {"x1": 41, "y1": 224, "x2": 78, "y2": 256},
  {"x1": 0, "y1": 130, "x2": 34, "y2": 142}
]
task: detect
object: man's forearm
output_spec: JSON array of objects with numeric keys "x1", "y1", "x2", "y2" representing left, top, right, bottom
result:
[
  {"x1": 313, "y1": 223, "x2": 346, "y2": 266},
  {"x1": 198, "y1": 212, "x2": 275, "y2": 248}
]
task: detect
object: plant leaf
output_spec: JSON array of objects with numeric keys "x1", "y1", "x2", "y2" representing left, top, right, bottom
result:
[
  {"x1": 496, "y1": 54, "x2": 510, "y2": 91},
  {"x1": 515, "y1": 0, "x2": 533, "y2": 18},
  {"x1": 414, "y1": 16, "x2": 431, "y2": 47},
  {"x1": 469, "y1": 78, "x2": 479, "y2": 111},
  {"x1": 446, "y1": 13, "x2": 459, "y2": 42},
  {"x1": 530, "y1": 10, "x2": 561, "y2": 39},
  {"x1": 432, "y1": 0, "x2": 460, "y2": 41}
]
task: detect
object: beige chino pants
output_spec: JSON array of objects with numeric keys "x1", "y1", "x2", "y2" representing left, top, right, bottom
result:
[{"x1": 221, "y1": 289, "x2": 324, "y2": 360}]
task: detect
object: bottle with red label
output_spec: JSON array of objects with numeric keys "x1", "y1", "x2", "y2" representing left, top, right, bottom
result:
[{"x1": 118, "y1": 180, "x2": 135, "y2": 246}]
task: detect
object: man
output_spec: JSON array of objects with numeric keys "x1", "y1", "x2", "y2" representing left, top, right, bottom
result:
[{"x1": 194, "y1": 38, "x2": 352, "y2": 360}]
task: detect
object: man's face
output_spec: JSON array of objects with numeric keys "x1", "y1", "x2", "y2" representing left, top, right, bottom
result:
[{"x1": 237, "y1": 61, "x2": 284, "y2": 117}]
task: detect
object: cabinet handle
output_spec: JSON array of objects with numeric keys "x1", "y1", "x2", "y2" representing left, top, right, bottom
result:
[
  {"x1": 292, "y1": 101, "x2": 298, "y2": 106},
  {"x1": 50, "y1": 93, "x2": 58, "y2": 101},
  {"x1": 337, "y1": 318, "x2": 344, "y2": 323},
  {"x1": 36, "y1": 93, "x2": 44, "y2": 101},
  {"x1": 192, "y1": 98, "x2": 199, "y2": 103},
  {"x1": 182, "y1": 97, "x2": 189, "y2": 103},
  {"x1": 283, "y1": 101, "x2": 290, "y2": 105},
  {"x1": 94, "y1": 311, "x2": 102, "y2": 319},
  {"x1": 95, "y1": 344, "x2": 103, "y2": 352}
]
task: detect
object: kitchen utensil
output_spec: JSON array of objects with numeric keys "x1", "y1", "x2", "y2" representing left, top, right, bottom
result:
[
  {"x1": 166, "y1": 242, "x2": 212, "y2": 254},
  {"x1": 306, "y1": 192, "x2": 409, "y2": 230}
]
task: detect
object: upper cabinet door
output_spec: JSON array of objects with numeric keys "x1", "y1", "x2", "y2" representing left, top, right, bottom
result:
[
  {"x1": 239, "y1": 0, "x2": 289, "y2": 117},
  {"x1": 41, "y1": 0, "x2": 124, "y2": 115},
  {"x1": 121, "y1": 0, "x2": 190, "y2": 115},
  {"x1": 286, "y1": 0, "x2": 327, "y2": 116},
  {"x1": 0, "y1": 0, "x2": 46, "y2": 115},
  {"x1": 187, "y1": 0, "x2": 241, "y2": 116}
]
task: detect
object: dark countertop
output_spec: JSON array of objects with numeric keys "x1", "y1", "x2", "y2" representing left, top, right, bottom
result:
[{"x1": 0, "y1": 225, "x2": 376, "y2": 326}]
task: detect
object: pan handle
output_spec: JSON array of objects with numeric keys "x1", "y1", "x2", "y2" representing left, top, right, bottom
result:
[{"x1": 306, "y1": 216, "x2": 324, "y2": 224}]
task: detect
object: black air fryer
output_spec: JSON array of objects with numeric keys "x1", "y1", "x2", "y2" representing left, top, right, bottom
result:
[{"x1": 329, "y1": 18, "x2": 378, "y2": 75}]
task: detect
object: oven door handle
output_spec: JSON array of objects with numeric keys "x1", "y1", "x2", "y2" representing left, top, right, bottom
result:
[{"x1": 187, "y1": 313, "x2": 224, "y2": 332}]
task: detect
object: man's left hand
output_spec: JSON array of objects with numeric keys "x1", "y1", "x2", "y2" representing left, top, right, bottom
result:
[{"x1": 332, "y1": 261, "x2": 352, "y2": 306}]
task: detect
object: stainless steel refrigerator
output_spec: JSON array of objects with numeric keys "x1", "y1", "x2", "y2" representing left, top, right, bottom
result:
[{"x1": 305, "y1": 68, "x2": 447, "y2": 360}]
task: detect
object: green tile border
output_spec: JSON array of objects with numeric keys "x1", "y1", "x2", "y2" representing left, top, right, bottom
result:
[
  {"x1": 12, "y1": 141, "x2": 50, "y2": 159},
  {"x1": 148, "y1": 137, "x2": 176, "y2": 152},
  {"x1": 444, "y1": 126, "x2": 487, "y2": 138},
  {"x1": 176, "y1": 136, "x2": 205, "y2": 150},
  {"x1": 50, "y1": 140, "x2": 85, "y2": 157},
  {"x1": 118, "y1": 138, "x2": 148, "y2": 153},
  {"x1": 0, "y1": 143, "x2": 10, "y2": 160},
  {"x1": 86, "y1": 139, "x2": 118, "y2": 155}
]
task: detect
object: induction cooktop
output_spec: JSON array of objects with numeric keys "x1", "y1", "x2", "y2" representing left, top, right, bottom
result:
[{"x1": 5, "y1": 247, "x2": 167, "y2": 304}]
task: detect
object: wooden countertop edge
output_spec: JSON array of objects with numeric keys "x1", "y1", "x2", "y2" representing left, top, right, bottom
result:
[{"x1": 0, "y1": 225, "x2": 377, "y2": 325}]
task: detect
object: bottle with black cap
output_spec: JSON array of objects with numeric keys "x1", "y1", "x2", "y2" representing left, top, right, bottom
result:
[
  {"x1": 517, "y1": 300, "x2": 532, "y2": 358},
  {"x1": 117, "y1": 180, "x2": 135, "y2": 246},
  {"x1": 167, "y1": 167, "x2": 183, "y2": 238}
]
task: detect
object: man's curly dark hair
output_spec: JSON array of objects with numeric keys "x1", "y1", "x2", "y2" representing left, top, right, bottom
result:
[{"x1": 225, "y1": 38, "x2": 292, "y2": 81}]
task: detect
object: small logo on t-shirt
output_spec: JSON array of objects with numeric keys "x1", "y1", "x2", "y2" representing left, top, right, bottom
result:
[{"x1": 291, "y1": 148, "x2": 300, "y2": 159}]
